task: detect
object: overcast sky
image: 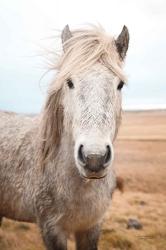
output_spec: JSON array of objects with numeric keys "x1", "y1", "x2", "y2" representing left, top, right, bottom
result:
[{"x1": 0, "y1": 0, "x2": 166, "y2": 112}]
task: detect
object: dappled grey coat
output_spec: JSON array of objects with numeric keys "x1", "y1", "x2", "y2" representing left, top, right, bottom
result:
[{"x1": 0, "y1": 24, "x2": 129, "y2": 250}]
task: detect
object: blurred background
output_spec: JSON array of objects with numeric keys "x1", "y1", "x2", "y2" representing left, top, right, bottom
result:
[
  {"x1": 0, "y1": 1, "x2": 166, "y2": 250},
  {"x1": 0, "y1": 0, "x2": 166, "y2": 113}
]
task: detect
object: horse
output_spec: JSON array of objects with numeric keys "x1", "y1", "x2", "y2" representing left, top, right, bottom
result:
[{"x1": 0, "y1": 24, "x2": 129, "y2": 250}]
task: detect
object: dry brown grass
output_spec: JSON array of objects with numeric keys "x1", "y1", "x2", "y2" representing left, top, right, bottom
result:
[{"x1": 0, "y1": 111, "x2": 166, "y2": 250}]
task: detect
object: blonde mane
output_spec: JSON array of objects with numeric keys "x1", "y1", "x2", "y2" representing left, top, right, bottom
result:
[{"x1": 50, "y1": 25, "x2": 126, "y2": 92}]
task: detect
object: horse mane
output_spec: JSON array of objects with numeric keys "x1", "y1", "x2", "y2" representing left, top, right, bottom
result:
[
  {"x1": 39, "y1": 87, "x2": 63, "y2": 168},
  {"x1": 39, "y1": 25, "x2": 126, "y2": 167}
]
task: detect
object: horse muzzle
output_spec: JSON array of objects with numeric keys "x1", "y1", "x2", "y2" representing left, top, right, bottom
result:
[{"x1": 77, "y1": 144, "x2": 112, "y2": 179}]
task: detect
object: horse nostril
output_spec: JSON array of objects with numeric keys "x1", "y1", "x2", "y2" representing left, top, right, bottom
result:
[
  {"x1": 77, "y1": 144, "x2": 112, "y2": 169},
  {"x1": 104, "y1": 145, "x2": 111, "y2": 165},
  {"x1": 78, "y1": 145, "x2": 86, "y2": 165}
]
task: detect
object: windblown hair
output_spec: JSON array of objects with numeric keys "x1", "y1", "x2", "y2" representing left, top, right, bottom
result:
[
  {"x1": 55, "y1": 25, "x2": 127, "y2": 87},
  {"x1": 39, "y1": 25, "x2": 126, "y2": 167},
  {"x1": 39, "y1": 88, "x2": 63, "y2": 167}
]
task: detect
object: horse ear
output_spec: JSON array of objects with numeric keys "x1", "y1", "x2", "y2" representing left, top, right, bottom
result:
[
  {"x1": 39, "y1": 89, "x2": 63, "y2": 168},
  {"x1": 61, "y1": 24, "x2": 72, "y2": 51},
  {"x1": 115, "y1": 25, "x2": 129, "y2": 60}
]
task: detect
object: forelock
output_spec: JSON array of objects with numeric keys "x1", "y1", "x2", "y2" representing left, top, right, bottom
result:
[{"x1": 52, "y1": 25, "x2": 127, "y2": 90}]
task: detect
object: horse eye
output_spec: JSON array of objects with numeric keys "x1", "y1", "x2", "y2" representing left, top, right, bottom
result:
[
  {"x1": 117, "y1": 81, "x2": 124, "y2": 90},
  {"x1": 67, "y1": 79, "x2": 74, "y2": 89}
]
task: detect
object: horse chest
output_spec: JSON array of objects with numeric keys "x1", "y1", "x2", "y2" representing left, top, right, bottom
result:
[{"x1": 61, "y1": 183, "x2": 111, "y2": 232}]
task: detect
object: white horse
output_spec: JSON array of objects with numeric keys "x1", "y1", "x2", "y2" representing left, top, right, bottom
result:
[{"x1": 0, "y1": 24, "x2": 129, "y2": 250}]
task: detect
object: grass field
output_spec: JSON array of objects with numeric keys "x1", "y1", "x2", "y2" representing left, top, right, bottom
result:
[{"x1": 0, "y1": 111, "x2": 166, "y2": 250}]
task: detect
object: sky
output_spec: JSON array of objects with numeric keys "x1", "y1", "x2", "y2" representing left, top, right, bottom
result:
[{"x1": 0, "y1": 0, "x2": 166, "y2": 113}]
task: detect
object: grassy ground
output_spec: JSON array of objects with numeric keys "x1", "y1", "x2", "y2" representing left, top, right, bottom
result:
[{"x1": 0, "y1": 111, "x2": 166, "y2": 250}]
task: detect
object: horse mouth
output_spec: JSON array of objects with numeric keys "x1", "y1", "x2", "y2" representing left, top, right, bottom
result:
[{"x1": 81, "y1": 174, "x2": 107, "y2": 180}]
